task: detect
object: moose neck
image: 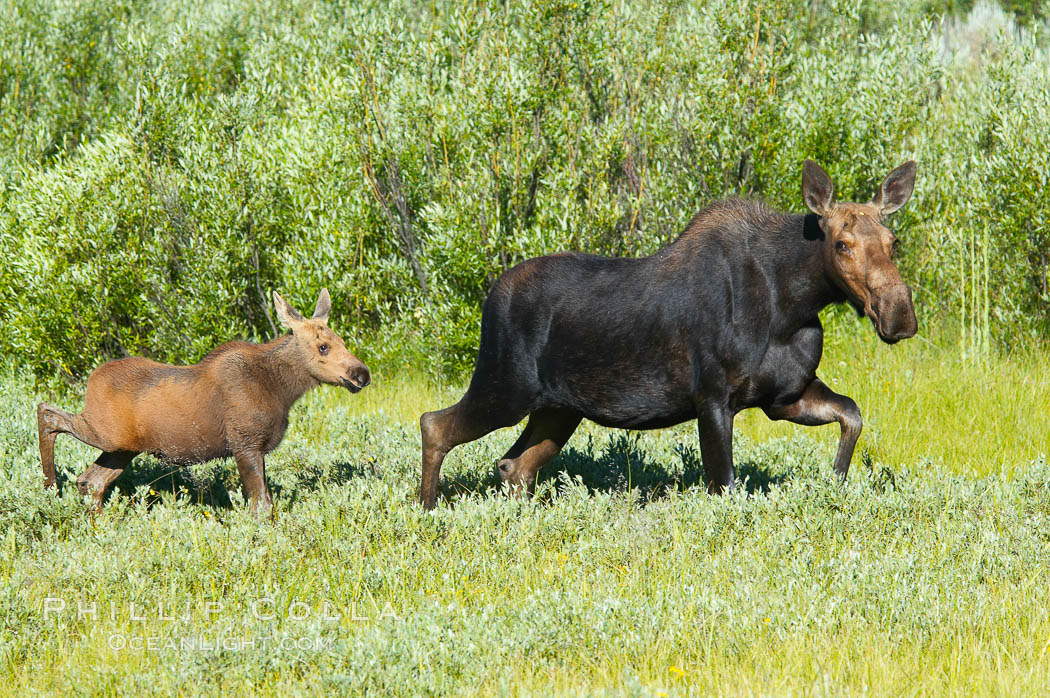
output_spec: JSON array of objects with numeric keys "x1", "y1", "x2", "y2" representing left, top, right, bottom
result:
[
  {"x1": 258, "y1": 334, "x2": 320, "y2": 409},
  {"x1": 771, "y1": 213, "x2": 847, "y2": 324}
]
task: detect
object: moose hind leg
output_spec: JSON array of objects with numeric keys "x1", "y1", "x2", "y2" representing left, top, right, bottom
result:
[
  {"x1": 76, "y1": 451, "x2": 136, "y2": 511},
  {"x1": 420, "y1": 392, "x2": 530, "y2": 510},
  {"x1": 763, "y1": 378, "x2": 861, "y2": 478},
  {"x1": 497, "y1": 408, "x2": 582, "y2": 497},
  {"x1": 38, "y1": 403, "x2": 82, "y2": 489}
]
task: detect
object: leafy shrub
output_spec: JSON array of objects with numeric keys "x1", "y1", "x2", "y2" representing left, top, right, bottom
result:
[{"x1": 0, "y1": 0, "x2": 1047, "y2": 384}]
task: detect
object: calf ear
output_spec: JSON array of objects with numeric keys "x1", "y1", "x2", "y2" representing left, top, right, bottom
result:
[
  {"x1": 802, "y1": 160, "x2": 834, "y2": 217},
  {"x1": 312, "y1": 288, "x2": 331, "y2": 323},
  {"x1": 871, "y1": 160, "x2": 917, "y2": 214},
  {"x1": 273, "y1": 291, "x2": 305, "y2": 330}
]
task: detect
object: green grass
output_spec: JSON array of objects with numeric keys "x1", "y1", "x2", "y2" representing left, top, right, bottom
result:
[
  {"x1": 3, "y1": 335, "x2": 1050, "y2": 695},
  {"x1": 738, "y1": 330, "x2": 1050, "y2": 476},
  {"x1": 336, "y1": 328, "x2": 1050, "y2": 478}
]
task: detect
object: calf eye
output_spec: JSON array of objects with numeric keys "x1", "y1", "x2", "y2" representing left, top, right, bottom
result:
[
  {"x1": 835, "y1": 240, "x2": 850, "y2": 255},
  {"x1": 892, "y1": 239, "x2": 901, "y2": 255},
  {"x1": 319, "y1": 343, "x2": 329, "y2": 356}
]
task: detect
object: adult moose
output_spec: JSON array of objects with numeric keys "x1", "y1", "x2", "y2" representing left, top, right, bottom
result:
[
  {"x1": 38, "y1": 289, "x2": 371, "y2": 517},
  {"x1": 419, "y1": 160, "x2": 918, "y2": 509}
]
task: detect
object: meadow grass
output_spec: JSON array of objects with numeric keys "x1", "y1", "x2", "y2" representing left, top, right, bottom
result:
[
  {"x1": 328, "y1": 328, "x2": 1050, "y2": 478},
  {"x1": 739, "y1": 330, "x2": 1050, "y2": 476},
  {"x1": 2, "y1": 334, "x2": 1049, "y2": 695}
]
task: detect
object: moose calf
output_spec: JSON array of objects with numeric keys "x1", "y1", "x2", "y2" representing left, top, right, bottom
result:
[
  {"x1": 420, "y1": 160, "x2": 918, "y2": 508},
  {"x1": 38, "y1": 289, "x2": 370, "y2": 516}
]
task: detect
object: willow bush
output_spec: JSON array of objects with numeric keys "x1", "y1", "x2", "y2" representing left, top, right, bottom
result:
[{"x1": 0, "y1": 0, "x2": 1046, "y2": 383}]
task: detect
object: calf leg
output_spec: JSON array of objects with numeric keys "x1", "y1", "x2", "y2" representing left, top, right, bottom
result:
[
  {"x1": 420, "y1": 393, "x2": 530, "y2": 510},
  {"x1": 38, "y1": 403, "x2": 109, "y2": 489},
  {"x1": 763, "y1": 378, "x2": 862, "y2": 478},
  {"x1": 497, "y1": 408, "x2": 582, "y2": 497},
  {"x1": 233, "y1": 450, "x2": 273, "y2": 519},
  {"x1": 38, "y1": 403, "x2": 77, "y2": 488},
  {"x1": 697, "y1": 402, "x2": 735, "y2": 494},
  {"x1": 76, "y1": 451, "x2": 136, "y2": 511}
]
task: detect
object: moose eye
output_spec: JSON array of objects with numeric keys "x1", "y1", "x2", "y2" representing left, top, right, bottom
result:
[
  {"x1": 318, "y1": 343, "x2": 329, "y2": 356},
  {"x1": 835, "y1": 240, "x2": 850, "y2": 255}
]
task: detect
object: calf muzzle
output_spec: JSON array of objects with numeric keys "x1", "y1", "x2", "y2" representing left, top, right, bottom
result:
[{"x1": 342, "y1": 365, "x2": 372, "y2": 392}]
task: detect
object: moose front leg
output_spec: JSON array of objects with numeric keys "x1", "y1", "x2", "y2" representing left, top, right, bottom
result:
[
  {"x1": 763, "y1": 378, "x2": 862, "y2": 478},
  {"x1": 697, "y1": 403, "x2": 735, "y2": 494},
  {"x1": 233, "y1": 450, "x2": 273, "y2": 519}
]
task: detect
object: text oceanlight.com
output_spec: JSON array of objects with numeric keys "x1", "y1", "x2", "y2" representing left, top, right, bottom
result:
[
  {"x1": 106, "y1": 634, "x2": 336, "y2": 653},
  {"x1": 42, "y1": 598, "x2": 401, "y2": 623}
]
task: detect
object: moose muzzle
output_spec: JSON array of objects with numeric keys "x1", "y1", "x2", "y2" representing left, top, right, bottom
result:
[
  {"x1": 342, "y1": 364, "x2": 372, "y2": 393},
  {"x1": 870, "y1": 283, "x2": 917, "y2": 344}
]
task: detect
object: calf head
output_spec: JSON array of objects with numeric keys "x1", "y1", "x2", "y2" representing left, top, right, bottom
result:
[
  {"x1": 273, "y1": 289, "x2": 371, "y2": 391},
  {"x1": 802, "y1": 160, "x2": 919, "y2": 344}
]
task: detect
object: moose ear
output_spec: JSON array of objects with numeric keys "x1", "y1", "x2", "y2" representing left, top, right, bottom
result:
[
  {"x1": 273, "y1": 291, "x2": 305, "y2": 330},
  {"x1": 312, "y1": 288, "x2": 331, "y2": 323},
  {"x1": 802, "y1": 160, "x2": 834, "y2": 217},
  {"x1": 871, "y1": 160, "x2": 917, "y2": 214}
]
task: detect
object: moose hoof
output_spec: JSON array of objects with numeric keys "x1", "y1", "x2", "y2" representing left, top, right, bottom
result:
[
  {"x1": 249, "y1": 498, "x2": 274, "y2": 521},
  {"x1": 75, "y1": 477, "x2": 97, "y2": 498},
  {"x1": 497, "y1": 459, "x2": 524, "y2": 484}
]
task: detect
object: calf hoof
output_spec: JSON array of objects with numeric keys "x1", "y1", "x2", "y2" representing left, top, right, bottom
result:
[
  {"x1": 75, "y1": 474, "x2": 97, "y2": 498},
  {"x1": 75, "y1": 472, "x2": 111, "y2": 512}
]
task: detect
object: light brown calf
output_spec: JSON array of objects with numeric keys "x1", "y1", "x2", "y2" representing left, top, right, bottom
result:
[{"x1": 38, "y1": 289, "x2": 370, "y2": 517}]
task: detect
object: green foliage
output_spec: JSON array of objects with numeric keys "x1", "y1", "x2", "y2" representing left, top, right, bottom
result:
[
  {"x1": 922, "y1": 0, "x2": 1048, "y2": 25},
  {"x1": 0, "y1": 0, "x2": 1048, "y2": 383}
]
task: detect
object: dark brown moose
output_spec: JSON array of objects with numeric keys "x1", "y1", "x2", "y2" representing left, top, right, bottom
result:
[
  {"x1": 38, "y1": 289, "x2": 370, "y2": 517},
  {"x1": 420, "y1": 160, "x2": 918, "y2": 509}
]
